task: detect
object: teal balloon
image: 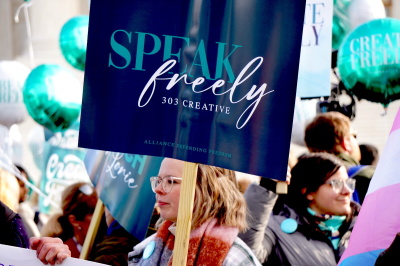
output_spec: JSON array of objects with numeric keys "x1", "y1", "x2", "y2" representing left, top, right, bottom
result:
[
  {"x1": 332, "y1": 0, "x2": 351, "y2": 50},
  {"x1": 338, "y1": 18, "x2": 400, "y2": 107},
  {"x1": 60, "y1": 16, "x2": 89, "y2": 71},
  {"x1": 23, "y1": 64, "x2": 82, "y2": 132}
]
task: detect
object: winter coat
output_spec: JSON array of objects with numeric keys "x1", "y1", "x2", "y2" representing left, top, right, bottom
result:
[
  {"x1": 239, "y1": 184, "x2": 359, "y2": 266},
  {"x1": 128, "y1": 233, "x2": 261, "y2": 265},
  {"x1": 0, "y1": 201, "x2": 30, "y2": 248}
]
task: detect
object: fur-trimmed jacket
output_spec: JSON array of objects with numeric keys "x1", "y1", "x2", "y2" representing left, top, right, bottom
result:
[{"x1": 128, "y1": 226, "x2": 261, "y2": 265}]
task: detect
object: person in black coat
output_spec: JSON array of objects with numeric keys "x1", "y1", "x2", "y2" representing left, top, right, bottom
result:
[{"x1": 0, "y1": 200, "x2": 30, "y2": 248}]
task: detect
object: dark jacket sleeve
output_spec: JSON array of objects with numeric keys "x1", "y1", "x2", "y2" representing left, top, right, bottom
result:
[
  {"x1": 375, "y1": 232, "x2": 400, "y2": 266},
  {"x1": 238, "y1": 183, "x2": 278, "y2": 263},
  {"x1": 0, "y1": 201, "x2": 30, "y2": 248}
]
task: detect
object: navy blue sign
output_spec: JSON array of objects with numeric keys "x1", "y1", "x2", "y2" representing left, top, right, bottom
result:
[{"x1": 79, "y1": 0, "x2": 306, "y2": 180}]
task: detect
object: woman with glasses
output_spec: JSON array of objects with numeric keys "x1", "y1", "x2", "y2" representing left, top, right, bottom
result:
[
  {"x1": 30, "y1": 158, "x2": 261, "y2": 265},
  {"x1": 127, "y1": 158, "x2": 260, "y2": 265},
  {"x1": 239, "y1": 153, "x2": 360, "y2": 266}
]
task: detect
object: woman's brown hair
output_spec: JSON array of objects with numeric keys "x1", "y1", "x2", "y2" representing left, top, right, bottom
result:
[{"x1": 56, "y1": 182, "x2": 98, "y2": 240}]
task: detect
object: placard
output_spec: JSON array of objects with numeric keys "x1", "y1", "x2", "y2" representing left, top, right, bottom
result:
[
  {"x1": 79, "y1": 0, "x2": 306, "y2": 180},
  {"x1": 296, "y1": 0, "x2": 333, "y2": 98},
  {"x1": 0, "y1": 244, "x2": 107, "y2": 266}
]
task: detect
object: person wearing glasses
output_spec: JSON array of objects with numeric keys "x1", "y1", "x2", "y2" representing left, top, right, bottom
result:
[
  {"x1": 304, "y1": 111, "x2": 375, "y2": 204},
  {"x1": 239, "y1": 153, "x2": 360, "y2": 266},
  {"x1": 30, "y1": 158, "x2": 261, "y2": 265}
]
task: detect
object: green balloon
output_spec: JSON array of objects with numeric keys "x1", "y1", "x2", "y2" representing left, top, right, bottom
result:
[
  {"x1": 332, "y1": 0, "x2": 351, "y2": 50},
  {"x1": 59, "y1": 16, "x2": 89, "y2": 71},
  {"x1": 23, "y1": 64, "x2": 82, "y2": 132},
  {"x1": 338, "y1": 18, "x2": 400, "y2": 107}
]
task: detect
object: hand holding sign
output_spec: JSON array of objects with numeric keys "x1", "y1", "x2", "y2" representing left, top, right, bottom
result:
[
  {"x1": 30, "y1": 237, "x2": 71, "y2": 265},
  {"x1": 0, "y1": 243, "x2": 106, "y2": 266}
]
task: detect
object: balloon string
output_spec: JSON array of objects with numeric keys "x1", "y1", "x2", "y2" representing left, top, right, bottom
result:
[
  {"x1": 15, "y1": 171, "x2": 60, "y2": 210},
  {"x1": 14, "y1": 1, "x2": 35, "y2": 68},
  {"x1": 0, "y1": 149, "x2": 60, "y2": 209}
]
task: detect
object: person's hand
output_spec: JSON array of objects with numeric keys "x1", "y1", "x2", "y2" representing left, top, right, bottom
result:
[
  {"x1": 30, "y1": 237, "x2": 71, "y2": 265},
  {"x1": 285, "y1": 165, "x2": 291, "y2": 185},
  {"x1": 259, "y1": 166, "x2": 291, "y2": 193}
]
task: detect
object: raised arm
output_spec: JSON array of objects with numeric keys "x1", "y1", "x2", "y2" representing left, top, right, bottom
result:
[{"x1": 239, "y1": 182, "x2": 278, "y2": 263}]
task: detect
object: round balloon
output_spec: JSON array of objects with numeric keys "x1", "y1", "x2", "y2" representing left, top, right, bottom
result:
[
  {"x1": 338, "y1": 18, "x2": 400, "y2": 107},
  {"x1": 332, "y1": 0, "x2": 386, "y2": 50},
  {"x1": 348, "y1": 0, "x2": 386, "y2": 31},
  {"x1": 23, "y1": 64, "x2": 82, "y2": 132},
  {"x1": 59, "y1": 15, "x2": 89, "y2": 71},
  {"x1": 0, "y1": 61, "x2": 30, "y2": 127},
  {"x1": 332, "y1": 0, "x2": 352, "y2": 50}
]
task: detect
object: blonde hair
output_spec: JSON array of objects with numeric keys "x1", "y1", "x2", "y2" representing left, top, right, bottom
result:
[
  {"x1": 41, "y1": 213, "x2": 63, "y2": 237},
  {"x1": 191, "y1": 164, "x2": 247, "y2": 232},
  {"x1": 0, "y1": 168, "x2": 20, "y2": 212}
]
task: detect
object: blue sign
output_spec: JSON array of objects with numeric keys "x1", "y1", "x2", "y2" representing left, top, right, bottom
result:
[
  {"x1": 79, "y1": 0, "x2": 306, "y2": 180},
  {"x1": 84, "y1": 150, "x2": 163, "y2": 240}
]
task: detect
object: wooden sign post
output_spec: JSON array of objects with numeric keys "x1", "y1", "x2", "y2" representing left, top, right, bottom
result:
[
  {"x1": 80, "y1": 199, "x2": 105, "y2": 260},
  {"x1": 172, "y1": 161, "x2": 198, "y2": 266}
]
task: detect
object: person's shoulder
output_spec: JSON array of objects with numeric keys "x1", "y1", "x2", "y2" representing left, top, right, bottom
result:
[
  {"x1": 224, "y1": 237, "x2": 262, "y2": 266},
  {"x1": 337, "y1": 153, "x2": 359, "y2": 167},
  {"x1": 349, "y1": 165, "x2": 375, "y2": 179}
]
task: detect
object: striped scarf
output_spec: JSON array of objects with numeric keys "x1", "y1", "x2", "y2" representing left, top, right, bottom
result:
[{"x1": 139, "y1": 218, "x2": 238, "y2": 265}]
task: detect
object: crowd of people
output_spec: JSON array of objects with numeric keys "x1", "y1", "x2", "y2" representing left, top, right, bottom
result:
[{"x1": 0, "y1": 111, "x2": 386, "y2": 265}]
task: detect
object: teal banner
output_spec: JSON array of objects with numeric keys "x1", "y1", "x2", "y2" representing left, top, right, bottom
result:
[
  {"x1": 39, "y1": 122, "x2": 89, "y2": 214},
  {"x1": 85, "y1": 150, "x2": 163, "y2": 240}
]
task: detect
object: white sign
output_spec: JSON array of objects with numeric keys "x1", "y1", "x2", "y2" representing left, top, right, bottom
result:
[
  {"x1": 297, "y1": 0, "x2": 333, "y2": 98},
  {"x1": 0, "y1": 244, "x2": 108, "y2": 266}
]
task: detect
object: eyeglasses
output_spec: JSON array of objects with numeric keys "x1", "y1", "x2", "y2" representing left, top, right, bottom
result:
[
  {"x1": 325, "y1": 179, "x2": 356, "y2": 194},
  {"x1": 150, "y1": 176, "x2": 182, "y2": 193}
]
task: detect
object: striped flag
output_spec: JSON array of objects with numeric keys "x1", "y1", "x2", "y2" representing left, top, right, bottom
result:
[{"x1": 339, "y1": 107, "x2": 400, "y2": 265}]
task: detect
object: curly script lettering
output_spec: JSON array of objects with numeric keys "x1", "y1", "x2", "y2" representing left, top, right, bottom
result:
[
  {"x1": 43, "y1": 154, "x2": 87, "y2": 208},
  {"x1": 138, "y1": 58, "x2": 273, "y2": 129},
  {"x1": 46, "y1": 154, "x2": 86, "y2": 181},
  {"x1": 104, "y1": 152, "x2": 144, "y2": 188},
  {"x1": 108, "y1": 31, "x2": 274, "y2": 129}
]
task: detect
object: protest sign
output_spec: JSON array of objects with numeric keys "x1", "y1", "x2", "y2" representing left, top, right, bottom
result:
[
  {"x1": 84, "y1": 150, "x2": 163, "y2": 240},
  {"x1": 296, "y1": 0, "x2": 333, "y2": 98},
  {"x1": 39, "y1": 122, "x2": 90, "y2": 214},
  {"x1": 79, "y1": 0, "x2": 306, "y2": 181},
  {"x1": 0, "y1": 244, "x2": 107, "y2": 266}
]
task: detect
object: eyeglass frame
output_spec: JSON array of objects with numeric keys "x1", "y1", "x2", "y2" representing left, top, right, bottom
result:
[
  {"x1": 150, "y1": 175, "x2": 182, "y2": 193},
  {"x1": 324, "y1": 178, "x2": 356, "y2": 194}
]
